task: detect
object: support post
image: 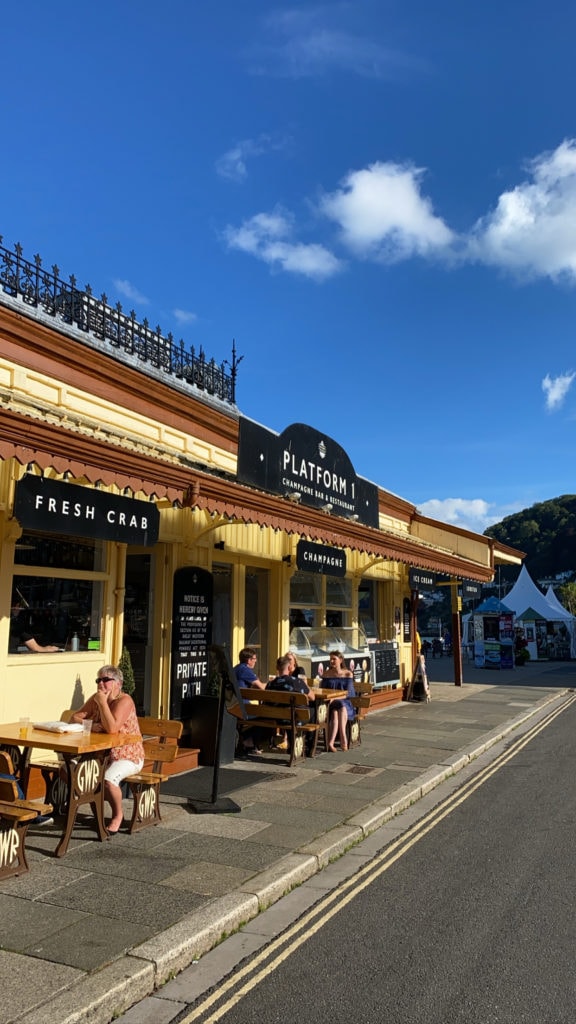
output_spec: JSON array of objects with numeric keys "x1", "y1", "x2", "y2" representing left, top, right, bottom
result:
[{"x1": 451, "y1": 581, "x2": 463, "y2": 686}]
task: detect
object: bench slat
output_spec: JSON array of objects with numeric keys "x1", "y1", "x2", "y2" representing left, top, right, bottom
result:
[
  {"x1": 0, "y1": 803, "x2": 38, "y2": 822},
  {"x1": 138, "y1": 717, "x2": 183, "y2": 741},
  {"x1": 232, "y1": 687, "x2": 318, "y2": 765},
  {"x1": 142, "y1": 740, "x2": 180, "y2": 763}
]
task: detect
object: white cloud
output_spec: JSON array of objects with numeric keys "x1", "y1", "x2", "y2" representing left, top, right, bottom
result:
[
  {"x1": 113, "y1": 279, "x2": 149, "y2": 305},
  {"x1": 224, "y1": 209, "x2": 343, "y2": 281},
  {"x1": 221, "y1": 138, "x2": 576, "y2": 286},
  {"x1": 173, "y1": 308, "x2": 198, "y2": 326},
  {"x1": 320, "y1": 161, "x2": 454, "y2": 260},
  {"x1": 470, "y1": 139, "x2": 576, "y2": 281},
  {"x1": 215, "y1": 132, "x2": 290, "y2": 183},
  {"x1": 542, "y1": 371, "x2": 575, "y2": 411},
  {"x1": 418, "y1": 497, "x2": 499, "y2": 534},
  {"x1": 251, "y1": 8, "x2": 424, "y2": 79}
]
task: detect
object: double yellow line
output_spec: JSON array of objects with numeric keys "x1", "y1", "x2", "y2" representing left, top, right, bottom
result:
[{"x1": 180, "y1": 695, "x2": 574, "y2": 1024}]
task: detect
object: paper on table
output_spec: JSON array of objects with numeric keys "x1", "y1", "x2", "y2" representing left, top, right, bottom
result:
[{"x1": 32, "y1": 721, "x2": 84, "y2": 734}]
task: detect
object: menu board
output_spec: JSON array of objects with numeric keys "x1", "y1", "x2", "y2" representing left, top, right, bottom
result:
[
  {"x1": 373, "y1": 643, "x2": 400, "y2": 687},
  {"x1": 170, "y1": 567, "x2": 213, "y2": 718}
]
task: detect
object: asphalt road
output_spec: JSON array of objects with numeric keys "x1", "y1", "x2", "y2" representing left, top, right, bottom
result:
[{"x1": 165, "y1": 694, "x2": 576, "y2": 1024}]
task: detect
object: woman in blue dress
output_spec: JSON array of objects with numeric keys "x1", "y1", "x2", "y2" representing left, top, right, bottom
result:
[{"x1": 323, "y1": 651, "x2": 355, "y2": 752}]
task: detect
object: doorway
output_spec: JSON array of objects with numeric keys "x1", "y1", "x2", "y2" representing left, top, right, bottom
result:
[
  {"x1": 124, "y1": 552, "x2": 154, "y2": 714},
  {"x1": 245, "y1": 565, "x2": 270, "y2": 676}
]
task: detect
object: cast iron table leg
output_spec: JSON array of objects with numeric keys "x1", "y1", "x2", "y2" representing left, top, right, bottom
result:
[{"x1": 54, "y1": 751, "x2": 108, "y2": 857}]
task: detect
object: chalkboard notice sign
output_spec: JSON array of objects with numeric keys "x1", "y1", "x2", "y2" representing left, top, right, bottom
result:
[
  {"x1": 373, "y1": 643, "x2": 400, "y2": 686},
  {"x1": 170, "y1": 566, "x2": 213, "y2": 719}
]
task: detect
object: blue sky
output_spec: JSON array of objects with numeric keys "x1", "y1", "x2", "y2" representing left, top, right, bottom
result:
[{"x1": 3, "y1": 1, "x2": 576, "y2": 534}]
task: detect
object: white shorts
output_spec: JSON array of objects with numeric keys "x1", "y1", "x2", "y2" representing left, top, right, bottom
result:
[{"x1": 105, "y1": 758, "x2": 144, "y2": 787}]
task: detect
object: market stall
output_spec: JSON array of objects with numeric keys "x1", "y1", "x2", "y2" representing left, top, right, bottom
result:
[{"x1": 471, "y1": 596, "x2": 515, "y2": 669}]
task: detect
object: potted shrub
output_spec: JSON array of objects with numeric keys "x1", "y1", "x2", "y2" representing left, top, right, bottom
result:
[{"x1": 118, "y1": 646, "x2": 136, "y2": 696}]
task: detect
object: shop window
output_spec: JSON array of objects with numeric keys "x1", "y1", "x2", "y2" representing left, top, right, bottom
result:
[
  {"x1": 124, "y1": 553, "x2": 153, "y2": 714},
  {"x1": 212, "y1": 563, "x2": 232, "y2": 658},
  {"x1": 10, "y1": 530, "x2": 106, "y2": 654},
  {"x1": 10, "y1": 575, "x2": 104, "y2": 653},
  {"x1": 290, "y1": 572, "x2": 321, "y2": 607},
  {"x1": 245, "y1": 566, "x2": 269, "y2": 676},
  {"x1": 326, "y1": 577, "x2": 352, "y2": 607},
  {"x1": 15, "y1": 531, "x2": 106, "y2": 571},
  {"x1": 289, "y1": 607, "x2": 315, "y2": 629}
]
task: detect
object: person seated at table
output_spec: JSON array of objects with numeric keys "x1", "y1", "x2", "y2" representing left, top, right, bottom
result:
[
  {"x1": 233, "y1": 647, "x2": 266, "y2": 754},
  {"x1": 267, "y1": 655, "x2": 316, "y2": 754},
  {"x1": 0, "y1": 753, "x2": 53, "y2": 826},
  {"x1": 323, "y1": 651, "x2": 355, "y2": 752},
  {"x1": 267, "y1": 655, "x2": 315, "y2": 704},
  {"x1": 271, "y1": 651, "x2": 308, "y2": 750},
  {"x1": 284, "y1": 651, "x2": 307, "y2": 683},
  {"x1": 71, "y1": 665, "x2": 145, "y2": 835},
  {"x1": 233, "y1": 647, "x2": 266, "y2": 689}
]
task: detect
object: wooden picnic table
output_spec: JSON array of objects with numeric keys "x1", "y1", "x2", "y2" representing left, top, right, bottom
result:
[
  {"x1": 0, "y1": 723, "x2": 141, "y2": 857},
  {"x1": 308, "y1": 688, "x2": 348, "y2": 743},
  {"x1": 312, "y1": 688, "x2": 348, "y2": 699}
]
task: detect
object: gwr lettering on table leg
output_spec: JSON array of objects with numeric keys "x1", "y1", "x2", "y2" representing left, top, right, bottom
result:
[{"x1": 55, "y1": 752, "x2": 108, "y2": 858}]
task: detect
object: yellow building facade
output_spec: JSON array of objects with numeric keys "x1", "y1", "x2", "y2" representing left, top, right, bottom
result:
[{"x1": 0, "y1": 240, "x2": 522, "y2": 748}]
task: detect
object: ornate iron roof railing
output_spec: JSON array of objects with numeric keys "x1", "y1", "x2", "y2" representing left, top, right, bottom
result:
[{"x1": 0, "y1": 237, "x2": 241, "y2": 405}]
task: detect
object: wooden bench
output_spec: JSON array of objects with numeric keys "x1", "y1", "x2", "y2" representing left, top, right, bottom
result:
[
  {"x1": 0, "y1": 752, "x2": 53, "y2": 879},
  {"x1": 229, "y1": 688, "x2": 320, "y2": 767},
  {"x1": 125, "y1": 717, "x2": 183, "y2": 834}
]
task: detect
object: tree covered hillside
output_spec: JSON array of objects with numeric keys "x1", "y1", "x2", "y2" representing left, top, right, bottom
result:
[{"x1": 484, "y1": 495, "x2": 576, "y2": 581}]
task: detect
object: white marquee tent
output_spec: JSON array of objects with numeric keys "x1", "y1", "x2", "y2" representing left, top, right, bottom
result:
[
  {"x1": 545, "y1": 584, "x2": 571, "y2": 616},
  {"x1": 506, "y1": 566, "x2": 575, "y2": 659}
]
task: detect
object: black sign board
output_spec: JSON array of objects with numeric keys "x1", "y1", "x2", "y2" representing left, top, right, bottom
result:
[
  {"x1": 296, "y1": 540, "x2": 346, "y2": 576},
  {"x1": 373, "y1": 643, "x2": 400, "y2": 685},
  {"x1": 461, "y1": 579, "x2": 482, "y2": 600},
  {"x1": 170, "y1": 567, "x2": 213, "y2": 720},
  {"x1": 409, "y1": 568, "x2": 437, "y2": 591},
  {"x1": 403, "y1": 596, "x2": 412, "y2": 643},
  {"x1": 14, "y1": 475, "x2": 159, "y2": 546},
  {"x1": 237, "y1": 418, "x2": 379, "y2": 528}
]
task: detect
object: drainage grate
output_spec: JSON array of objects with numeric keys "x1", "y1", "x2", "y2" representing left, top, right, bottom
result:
[{"x1": 346, "y1": 765, "x2": 376, "y2": 775}]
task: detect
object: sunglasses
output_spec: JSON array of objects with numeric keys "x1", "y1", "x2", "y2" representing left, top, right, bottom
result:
[{"x1": 96, "y1": 676, "x2": 115, "y2": 683}]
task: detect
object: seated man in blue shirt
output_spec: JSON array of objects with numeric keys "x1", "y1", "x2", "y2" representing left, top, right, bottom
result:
[
  {"x1": 233, "y1": 647, "x2": 266, "y2": 754},
  {"x1": 233, "y1": 647, "x2": 266, "y2": 690}
]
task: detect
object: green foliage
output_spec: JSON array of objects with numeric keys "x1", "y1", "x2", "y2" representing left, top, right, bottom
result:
[
  {"x1": 515, "y1": 647, "x2": 530, "y2": 665},
  {"x1": 118, "y1": 646, "x2": 136, "y2": 696},
  {"x1": 558, "y1": 582, "x2": 576, "y2": 615},
  {"x1": 485, "y1": 495, "x2": 576, "y2": 581}
]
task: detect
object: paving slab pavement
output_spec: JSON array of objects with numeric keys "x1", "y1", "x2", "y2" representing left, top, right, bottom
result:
[{"x1": 1, "y1": 658, "x2": 574, "y2": 1024}]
